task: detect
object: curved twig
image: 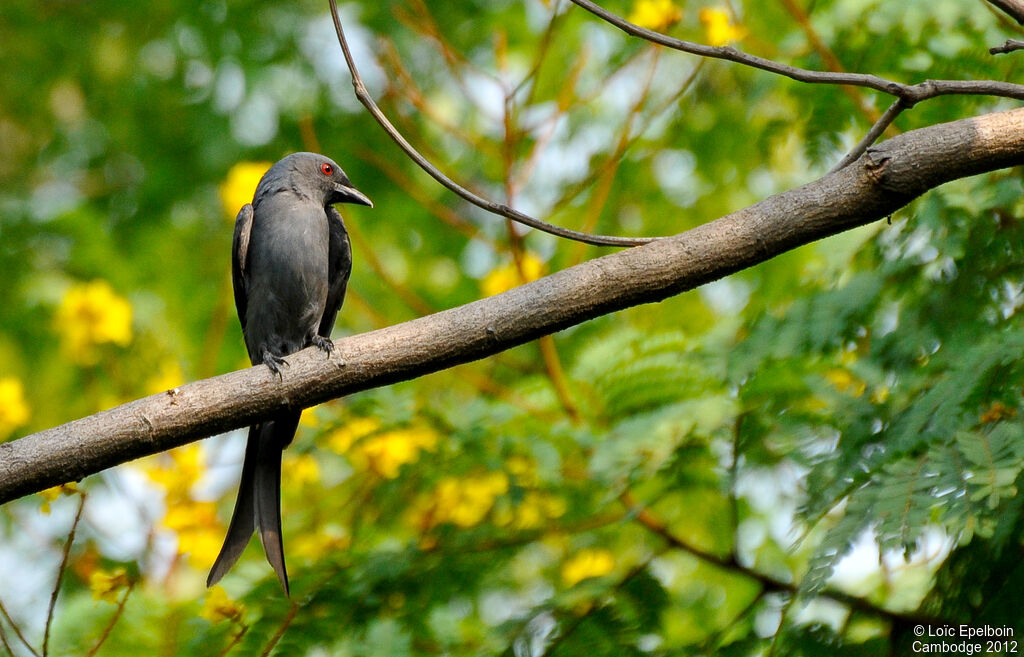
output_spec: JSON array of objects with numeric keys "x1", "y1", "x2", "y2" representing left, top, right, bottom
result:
[
  {"x1": 326, "y1": 0, "x2": 659, "y2": 248},
  {"x1": 568, "y1": 0, "x2": 1024, "y2": 104},
  {"x1": 829, "y1": 98, "x2": 909, "y2": 173},
  {"x1": 986, "y1": 0, "x2": 1024, "y2": 24},
  {"x1": 43, "y1": 492, "x2": 86, "y2": 656}
]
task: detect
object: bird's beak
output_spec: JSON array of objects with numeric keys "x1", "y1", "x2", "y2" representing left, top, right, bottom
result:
[{"x1": 332, "y1": 184, "x2": 373, "y2": 208}]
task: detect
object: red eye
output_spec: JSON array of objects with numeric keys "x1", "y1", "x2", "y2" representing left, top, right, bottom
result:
[{"x1": 320, "y1": 163, "x2": 333, "y2": 175}]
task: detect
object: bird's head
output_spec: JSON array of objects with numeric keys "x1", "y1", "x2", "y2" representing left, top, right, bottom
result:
[{"x1": 262, "y1": 152, "x2": 373, "y2": 209}]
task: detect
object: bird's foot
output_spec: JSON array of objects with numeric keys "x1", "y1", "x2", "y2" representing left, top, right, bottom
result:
[
  {"x1": 311, "y1": 335, "x2": 334, "y2": 356},
  {"x1": 261, "y1": 350, "x2": 289, "y2": 379}
]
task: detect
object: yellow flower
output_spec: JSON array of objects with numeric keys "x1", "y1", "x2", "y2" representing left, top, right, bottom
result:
[
  {"x1": 291, "y1": 528, "x2": 351, "y2": 560},
  {"x1": 561, "y1": 548, "x2": 615, "y2": 587},
  {"x1": 325, "y1": 416, "x2": 381, "y2": 453},
  {"x1": 140, "y1": 444, "x2": 206, "y2": 499},
  {"x1": 628, "y1": 0, "x2": 682, "y2": 31},
  {"x1": 449, "y1": 472, "x2": 509, "y2": 527},
  {"x1": 90, "y1": 567, "x2": 130, "y2": 603},
  {"x1": 408, "y1": 472, "x2": 509, "y2": 530},
  {"x1": 481, "y1": 253, "x2": 545, "y2": 297},
  {"x1": 284, "y1": 452, "x2": 321, "y2": 487},
  {"x1": 220, "y1": 161, "x2": 271, "y2": 220},
  {"x1": 201, "y1": 586, "x2": 244, "y2": 623},
  {"x1": 350, "y1": 426, "x2": 439, "y2": 479},
  {"x1": 145, "y1": 359, "x2": 184, "y2": 395},
  {"x1": 494, "y1": 491, "x2": 567, "y2": 529},
  {"x1": 698, "y1": 7, "x2": 748, "y2": 46},
  {"x1": 39, "y1": 482, "x2": 78, "y2": 514},
  {"x1": 0, "y1": 377, "x2": 30, "y2": 440},
  {"x1": 54, "y1": 280, "x2": 133, "y2": 365},
  {"x1": 163, "y1": 499, "x2": 223, "y2": 568},
  {"x1": 825, "y1": 368, "x2": 867, "y2": 397}
]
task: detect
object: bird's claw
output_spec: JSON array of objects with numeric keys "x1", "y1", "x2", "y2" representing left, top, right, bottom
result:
[
  {"x1": 311, "y1": 335, "x2": 334, "y2": 356},
  {"x1": 262, "y1": 351, "x2": 289, "y2": 379}
]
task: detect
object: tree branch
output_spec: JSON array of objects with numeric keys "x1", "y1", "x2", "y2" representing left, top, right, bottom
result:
[
  {"x1": 990, "y1": 38, "x2": 1024, "y2": 54},
  {"x1": 328, "y1": 0, "x2": 659, "y2": 248},
  {"x1": 3, "y1": 108, "x2": 1024, "y2": 505},
  {"x1": 986, "y1": 0, "x2": 1024, "y2": 25},
  {"x1": 568, "y1": 0, "x2": 1024, "y2": 104}
]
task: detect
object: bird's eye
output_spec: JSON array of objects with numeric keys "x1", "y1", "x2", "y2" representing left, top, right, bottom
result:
[{"x1": 320, "y1": 163, "x2": 333, "y2": 176}]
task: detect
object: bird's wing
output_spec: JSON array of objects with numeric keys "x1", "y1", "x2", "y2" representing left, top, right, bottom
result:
[
  {"x1": 318, "y1": 206, "x2": 353, "y2": 338},
  {"x1": 231, "y1": 204, "x2": 254, "y2": 330}
]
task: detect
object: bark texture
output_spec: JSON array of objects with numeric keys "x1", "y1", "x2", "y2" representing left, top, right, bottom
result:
[{"x1": 2, "y1": 107, "x2": 1024, "y2": 504}]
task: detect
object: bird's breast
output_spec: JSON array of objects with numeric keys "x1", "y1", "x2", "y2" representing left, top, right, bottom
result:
[{"x1": 244, "y1": 201, "x2": 332, "y2": 354}]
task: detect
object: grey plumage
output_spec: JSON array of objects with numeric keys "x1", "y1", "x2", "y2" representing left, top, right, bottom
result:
[{"x1": 207, "y1": 152, "x2": 371, "y2": 595}]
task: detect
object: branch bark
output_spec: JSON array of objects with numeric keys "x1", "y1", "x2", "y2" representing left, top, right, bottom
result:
[
  {"x1": 986, "y1": 0, "x2": 1024, "y2": 25},
  {"x1": 3, "y1": 107, "x2": 1024, "y2": 505}
]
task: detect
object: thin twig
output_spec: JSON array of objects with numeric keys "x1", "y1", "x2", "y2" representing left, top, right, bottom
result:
[
  {"x1": 540, "y1": 551, "x2": 665, "y2": 656},
  {"x1": 213, "y1": 624, "x2": 249, "y2": 657},
  {"x1": 618, "y1": 491, "x2": 945, "y2": 626},
  {"x1": 776, "y1": 0, "x2": 881, "y2": 124},
  {"x1": 828, "y1": 98, "x2": 908, "y2": 173},
  {"x1": 766, "y1": 591, "x2": 795, "y2": 657},
  {"x1": 0, "y1": 598, "x2": 40, "y2": 657},
  {"x1": 326, "y1": 0, "x2": 658, "y2": 248},
  {"x1": 258, "y1": 601, "x2": 299, "y2": 657},
  {"x1": 43, "y1": 492, "x2": 86, "y2": 656},
  {"x1": 85, "y1": 582, "x2": 133, "y2": 657},
  {"x1": 355, "y1": 147, "x2": 497, "y2": 247},
  {"x1": 0, "y1": 619, "x2": 15, "y2": 657},
  {"x1": 568, "y1": 0, "x2": 1024, "y2": 104},
  {"x1": 991, "y1": 38, "x2": 1024, "y2": 54}
]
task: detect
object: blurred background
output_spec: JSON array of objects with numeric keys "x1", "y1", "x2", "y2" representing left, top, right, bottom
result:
[{"x1": 2, "y1": 0, "x2": 1024, "y2": 654}]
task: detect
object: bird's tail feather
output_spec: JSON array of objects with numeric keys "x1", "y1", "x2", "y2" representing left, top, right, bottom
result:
[
  {"x1": 207, "y1": 411, "x2": 300, "y2": 595},
  {"x1": 206, "y1": 425, "x2": 260, "y2": 588},
  {"x1": 255, "y1": 413, "x2": 295, "y2": 595}
]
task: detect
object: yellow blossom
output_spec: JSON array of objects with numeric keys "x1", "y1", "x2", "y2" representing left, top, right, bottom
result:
[
  {"x1": 408, "y1": 472, "x2": 509, "y2": 530},
  {"x1": 284, "y1": 452, "x2": 321, "y2": 487},
  {"x1": 481, "y1": 253, "x2": 545, "y2": 297},
  {"x1": 0, "y1": 377, "x2": 30, "y2": 440},
  {"x1": 325, "y1": 416, "x2": 381, "y2": 453},
  {"x1": 291, "y1": 529, "x2": 351, "y2": 560},
  {"x1": 90, "y1": 567, "x2": 130, "y2": 603},
  {"x1": 299, "y1": 408, "x2": 320, "y2": 428},
  {"x1": 628, "y1": 0, "x2": 682, "y2": 31},
  {"x1": 561, "y1": 548, "x2": 615, "y2": 587},
  {"x1": 349, "y1": 426, "x2": 439, "y2": 479},
  {"x1": 698, "y1": 7, "x2": 748, "y2": 46},
  {"x1": 54, "y1": 280, "x2": 133, "y2": 365},
  {"x1": 825, "y1": 368, "x2": 866, "y2": 397},
  {"x1": 38, "y1": 482, "x2": 78, "y2": 514},
  {"x1": 145, "y1": 359, "x2": 184, "y2": 395},
  {"x1": 201, "y1": 586, "x2": 244, "y2": 623},
  {"x1": 140, "y1": 444, "x2": 206, "y2": 499},
  {"x1": 494, "y1": 491, "x2": 567, "y2": 530},
  {"x1": 163, "y1": 499, "x2": 222, "y2": 568},
  {"x1": 219, "y1": 161, "x2": 271, "y2": 220}
]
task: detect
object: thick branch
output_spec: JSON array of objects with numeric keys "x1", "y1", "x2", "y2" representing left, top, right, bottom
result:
[
  {"x1": 986, "y1": 0, "x2": 1024, "y2": 25},
  {"x1": 3, "y1": 108, "x2": 1024, "y2": 504}
]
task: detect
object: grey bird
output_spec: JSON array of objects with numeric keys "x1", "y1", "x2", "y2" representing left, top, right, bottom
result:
[{"x1": 207, "y1": 152, "x2": 372, "y2": 595}]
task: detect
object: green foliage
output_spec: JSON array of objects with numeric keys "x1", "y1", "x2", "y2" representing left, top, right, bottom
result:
[{"x1": 1, "y1": 0, "x2": 1023, "y2": 655}]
